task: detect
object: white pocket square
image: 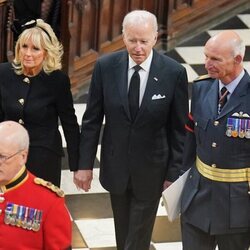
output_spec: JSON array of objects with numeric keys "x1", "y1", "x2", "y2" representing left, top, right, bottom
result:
[{"x1": 152, "y1": 94, "x2": 166, "y2": 100}]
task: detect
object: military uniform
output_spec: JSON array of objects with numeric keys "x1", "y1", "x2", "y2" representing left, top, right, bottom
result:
[
  {"x1": 0, "y1": 166, "x2": 71, "y2": 249},
  {"x1": 181, "y1": 72, "x2": 250, "y2": 249}
]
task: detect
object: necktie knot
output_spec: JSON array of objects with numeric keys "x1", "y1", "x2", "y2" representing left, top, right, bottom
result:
[
  {"x1": 133, "y1": 65, "x2": 141, "y2": 72},
  {"x1": 220, "y1": 86, "x2": 228, "y2": 96},
  {"x1": 218, "y1": 86, "x2": 229, "y2": 114}
]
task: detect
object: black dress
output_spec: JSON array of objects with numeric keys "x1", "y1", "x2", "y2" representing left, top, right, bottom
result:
[{"x1": 0, "y1": 62, "x2": 79, "y2": 186}]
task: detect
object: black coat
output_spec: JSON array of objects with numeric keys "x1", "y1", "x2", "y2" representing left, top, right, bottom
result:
[
  {"x1": 0, "y1": 62, "x2": 79, "y2": 183},
  {"x1": 79, "y1": 49, "x2": 189, "y2": 200}
]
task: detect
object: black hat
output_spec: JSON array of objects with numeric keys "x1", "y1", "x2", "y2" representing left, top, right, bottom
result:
[{"x1": 11, "y1": 0, "x2": 41, "y2": 40}]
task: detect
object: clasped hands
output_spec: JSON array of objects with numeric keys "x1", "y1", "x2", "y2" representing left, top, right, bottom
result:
[{"x1": 73, "y1": 169, "x2": 93, "y2": 192}]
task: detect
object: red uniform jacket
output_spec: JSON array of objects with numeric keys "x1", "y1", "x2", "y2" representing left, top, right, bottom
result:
[{"x1": 0, "y1": 167, "x2": 71, "y2": 249}]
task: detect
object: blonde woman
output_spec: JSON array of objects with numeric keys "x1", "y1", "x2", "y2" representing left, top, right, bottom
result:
[{"x1": 0, "y1": 19, "x2": 79, "y2": 187}]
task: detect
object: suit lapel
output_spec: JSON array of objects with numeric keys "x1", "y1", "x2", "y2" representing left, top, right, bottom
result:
[
  {"x1": 203, "y1": 79, "x2": 219, "y2": 119},
  {"x1": 135, "y1": 51, "x2": 163, "y2": 122},
  {"x1": 115, "y1": 51, "x2": 131, "y2": 119}
]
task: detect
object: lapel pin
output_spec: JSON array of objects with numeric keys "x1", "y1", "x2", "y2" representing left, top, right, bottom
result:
[{"x1": 153, "y1": 77, "x2": 158, "y2": 82}]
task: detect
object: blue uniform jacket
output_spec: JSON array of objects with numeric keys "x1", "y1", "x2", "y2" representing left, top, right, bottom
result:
[{"x1": 181, "y1": 71, "x2": 250, "y2": 234}]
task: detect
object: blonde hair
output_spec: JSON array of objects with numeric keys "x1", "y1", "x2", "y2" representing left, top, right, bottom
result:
[{"x1": 13, "y1": 19, "x2": 63, "y2": 75}]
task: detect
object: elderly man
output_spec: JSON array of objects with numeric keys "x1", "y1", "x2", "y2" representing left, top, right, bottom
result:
[
  {"x1": 181, "y1": 30, "x2": 250, "y2": 250},
  {"x1": 75, "y1": 9, "x2": 188, "y2": 250},
  {"x1": 0, "y1": 121, "x2": 71, "y2": 249}
]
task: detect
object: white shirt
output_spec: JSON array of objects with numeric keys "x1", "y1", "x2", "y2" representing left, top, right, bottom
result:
[
  {"x1": 127, "y1": 50, "x2": 153, "y2": 106},
  {"x1": 219, "y1": 69, "x2": 245, "y2": 100}
]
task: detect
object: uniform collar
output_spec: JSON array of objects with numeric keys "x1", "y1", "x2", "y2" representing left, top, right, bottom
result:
[{"x1": 0, "y1": 166, "x2": 28, "y2": 193}]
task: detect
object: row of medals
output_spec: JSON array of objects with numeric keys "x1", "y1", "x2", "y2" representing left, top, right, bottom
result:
[
  {"x1": 4, "y1": 202, "x2": 42, "y2": 231},
  {"x1": 226, "y1": 113, "x2": 250, "y2": 138}
]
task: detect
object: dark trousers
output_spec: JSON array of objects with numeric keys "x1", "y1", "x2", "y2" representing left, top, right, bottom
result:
[
  {"x1": 110, "y1": 189, "x2": 160, "y2": 250},
  {"x1": 181, "y1": 221, "x2": 250, "y2": 250},
  {"x1": 26, "y1": 146, "x2": 62, "y2": 187}
]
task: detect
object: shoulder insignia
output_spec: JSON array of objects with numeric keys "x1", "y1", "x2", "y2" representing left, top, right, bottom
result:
[
  {"x1": 34, "y1": 177, "x2": 65, "y2": 197},
  {"x1": 194, "y1": 74, "x2": 212, "y2": 82}
]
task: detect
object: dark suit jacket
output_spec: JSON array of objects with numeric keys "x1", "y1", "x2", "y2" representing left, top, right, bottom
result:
[
  {"x1": 181, "y1": 71, "x2": 250, "y2": 234},
  {"x1": 0, "y1": 62, "x2": 79, "y2": 171},
  {"x1": 79, "y1": 49, "x2": 188, "y2": 200}
]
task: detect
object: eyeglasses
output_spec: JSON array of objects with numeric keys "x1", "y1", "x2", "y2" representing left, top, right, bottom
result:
[{"x1": 0, "y1": 149, "x2": 24, "y2": 164}]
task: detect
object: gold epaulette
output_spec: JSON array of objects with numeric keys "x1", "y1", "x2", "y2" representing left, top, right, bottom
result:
[
  {"x1": 34, "y1": 178, "x2": 65, "y2": 197},
  {"x1": 194, "y1": 74, "x2": 212, "y2": 82}
]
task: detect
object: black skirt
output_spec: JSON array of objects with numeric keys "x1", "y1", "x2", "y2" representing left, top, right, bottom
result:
[{"x1": 26, "y1": 146, "x2": 62, "y2": 187}]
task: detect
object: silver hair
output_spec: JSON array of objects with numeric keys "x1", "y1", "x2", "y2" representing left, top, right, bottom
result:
[
  {"x1": 122, "y1": 10, "x2": 158, "y2": 34},
  {"x1": 232, "y1": 37, "x2": 245, "y2": 58}
]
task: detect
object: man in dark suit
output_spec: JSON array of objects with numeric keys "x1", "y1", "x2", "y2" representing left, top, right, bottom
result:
[
  {"x1": 181, "y1": 30, "x2": 250, "y2": 250},
  {"x1": 74, "y1": 10, "x2": 188, "y2": 250}
]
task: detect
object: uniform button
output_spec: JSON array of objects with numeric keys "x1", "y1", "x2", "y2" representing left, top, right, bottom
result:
[
  {"x1": 23, "y1": 77, "x2": 30, "y2": 84},
  {"x1": 195, "y1": 122, "x2": 198, "y2": 126},
  {"x1": 0, "y1": 196, "x2": 5, "y2": 203},
  {"x1": 18, "y1": 119, "x2": 24, "y2": 124},
  {"x1": 212, "y1": 142, "x2": 217, "y2": 147},
  {"x1": 214, "y1": 121, "x2": 219, "y2": 126},
  {"x1": 18, "y1": 98, "x2": 24, "y2": 105},
  {"x1": 211, "y1": 164, "x2": 217, "y2": 168}
]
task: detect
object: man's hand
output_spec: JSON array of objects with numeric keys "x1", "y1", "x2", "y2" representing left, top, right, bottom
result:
[
  {"x1": 73, "y1": 169, "x2": 93, "y2": 192},
  {"x1": 163, "y1": 180, "x2": 172, "y2": 191}
]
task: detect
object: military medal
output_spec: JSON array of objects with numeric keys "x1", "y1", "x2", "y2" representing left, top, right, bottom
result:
[
  {"x1": 245, "y1": 119, "x2": 250, "y2": 139},
  {"x1": 4, "y1": 203, "x2": 13, "y2": 225},
  {"x1": 10, "y1": 204, "x2": 18, "y2": 226},
  {"x1": 226, "y1": 118, "x2": 233, "y2": 137},
  {"x1": 4, "y1": 202, "x2": 42, "y2": 232},
  {"x1": 32, "y1": 210, "x2": 43, "y2": 232},
  {"x1": 229, "y1": 112, "x2": 250, "y2": 139},
  {"x1": 238, "y1": 119, "x2": 245, "y2": 138},
  {"x1": 231, "y1": 118, "x2": 239, "y2": 138},
  {"x1": 16, "y1": 205, "x2": 25, "y2": 227},
  {"x1": 27, "y1": 208, "x2": 35, "y2": 230},
  {"x1": 21, "y1": 207, "x2": 28, "y2": 229}
]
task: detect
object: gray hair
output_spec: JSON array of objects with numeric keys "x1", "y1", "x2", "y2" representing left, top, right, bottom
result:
[
  {"x1": 232, "y1": 37, "x2": 245, "y2": 58},
  {"x1": 122, "y1": 10, "x2": 158, "y2": 34}
]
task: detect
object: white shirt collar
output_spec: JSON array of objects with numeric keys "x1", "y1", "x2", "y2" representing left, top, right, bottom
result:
[
  {"x1": 219, "y1": 70, "x2": 245, "y2": 94},
  {"x1": 128, "y1": 50, "x2": 153, "y2": 72}
]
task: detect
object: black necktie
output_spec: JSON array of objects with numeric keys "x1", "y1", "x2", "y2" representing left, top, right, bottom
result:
[
  {"x1": 128, "y1": 65, "x2": 141, "y2": 121},
  {"x1": 218, "y1": 86, "x2": 229, "y2": 114}
]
